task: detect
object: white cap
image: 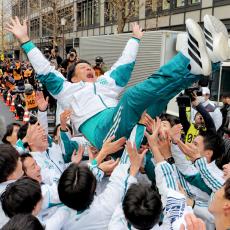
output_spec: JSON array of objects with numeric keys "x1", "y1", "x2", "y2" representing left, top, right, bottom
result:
[{"x1": 202, "y1": 87, "x2": 210, "y2": 95}]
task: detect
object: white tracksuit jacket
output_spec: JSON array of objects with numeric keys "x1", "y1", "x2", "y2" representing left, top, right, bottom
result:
[{"x1": 21, "y1": 37, "x2": 140, "y2": 131}]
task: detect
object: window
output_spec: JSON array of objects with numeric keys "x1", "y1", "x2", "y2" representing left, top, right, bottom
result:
[
  {"x1": 145, "y1": 0, "x2": 170, "y2": 18},
  {"x1": 105, "y1": 0, "x2": 139, "y2": 24},
  {"x1": 210, "y1": 67, "x2": 230, "y2": 101},
  {"x1": 162, "y1": 0, "x2": 170, "y2": 10},
  {"x1": 104, "y1": 0, "x2": 116, "y2": 23},
  {"x1": 42, "y1": 13, "x2": 53, "y2": 37},
  {"x1": 30, "y1": 0, "x2": 40, "y2": 14},
  {"x1": 58, "y1": 5, "x2": 74, "y2": 33},
  {"x1": 12, "y1": 4, "x2": 19, "y2": 17},
  {"x1": 77, "y1": 0, "x2": 100, "y2": 28},
  {"x1": 19, "y1": 0, "x2": 28, "y2": 18},
  {"x1": 176, "y1": 0, "x2": 185, "y2": 7},
  {"x1": 41, "y1": 0, "x2": 51, "y2": 9},
  {"x1": 30, "y1": 18, "x2": 40, "y2": 39},
  {"x1": 189, "y1": 0, "x2": 201, "y2": 4}
]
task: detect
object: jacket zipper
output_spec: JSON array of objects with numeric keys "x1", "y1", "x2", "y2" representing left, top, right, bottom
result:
[
  {"x1": 93, "y1": 83, "x2": 108, "y2": 108},
  {"x1": 46, "y1": 151, "x2": 63, "y2": 174}
]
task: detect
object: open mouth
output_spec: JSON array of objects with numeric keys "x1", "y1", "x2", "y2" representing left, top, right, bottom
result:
[{"x1": 87, "y1": 73, "x2": 94, "y2": 79}]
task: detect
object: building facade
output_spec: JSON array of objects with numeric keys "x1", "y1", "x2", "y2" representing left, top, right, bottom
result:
[{"x1": 10, "y1": 0, "x2": 230, "y2": 58}]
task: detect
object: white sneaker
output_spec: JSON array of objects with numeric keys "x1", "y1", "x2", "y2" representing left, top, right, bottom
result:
[
  {"x1": 181, "y1": 18, "x2": 211, "y2": 76},
  {"x1": 203, "y1": 15, "x2": 229, "y2": 63},
  {"x1": 176, "y1": 32, "x2": 187, "y2": 52}
]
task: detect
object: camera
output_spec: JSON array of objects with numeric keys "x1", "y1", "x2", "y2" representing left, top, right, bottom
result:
[
  {"x1": 177, "y1": 86, "x2": 202, "y2": 107},
  {"x1": 69, "y1": 52, "x2": 76, "y2": 58}
]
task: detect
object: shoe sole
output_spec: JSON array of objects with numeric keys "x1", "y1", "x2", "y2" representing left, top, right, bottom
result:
[
  {"x1": 204, "y1": 15, "x2": 228, "y2": 37},
  {"x1": 186, "y1": 19, "x2": 211, "y2": 76},
  {"x1": 204, "y1": 15, "x2": 229, "y2": 62}
]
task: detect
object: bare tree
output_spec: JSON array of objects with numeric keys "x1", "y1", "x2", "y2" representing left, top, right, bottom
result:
[
  {"x1": 11, "y1": 0, "x2": 73, "y2": 49},
  {"x1": 105, "y1": 0, "x2": 139, "y2": 33},
  {"x1": 0, "y1": 0, "x2": 13, "y2": 58},
  {"x1": 146, "y1": 0, "x2": 170, "y2": 30}
]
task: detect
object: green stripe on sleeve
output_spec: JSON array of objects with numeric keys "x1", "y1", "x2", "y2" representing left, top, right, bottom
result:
[{"x1": 21, "y1": 41, "x2": 36, "y2": 54}]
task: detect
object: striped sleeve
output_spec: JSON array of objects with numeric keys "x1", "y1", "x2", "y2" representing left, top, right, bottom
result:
[
  {"x1": 155, "y1": 161, "x2": 178, "y2": 207},
  {"x1": 88, "y1": 162, "x2": 105, "y2": 182},
  {"x1": 194, "y1": 157, "x2": 223, "y2": 192}
]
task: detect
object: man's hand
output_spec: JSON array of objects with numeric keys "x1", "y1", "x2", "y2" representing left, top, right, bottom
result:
[
  {"x1": 36, "y1": 91, "x2": 49, "y2": 112},
  {"x1": 177, "y1": 140, "x2": 201, "y2": 162},
  {"x1": 180, "y1": 213, "x2": 206, "y2": 230},
  {"x1": 191, "y1": 93, "x2": 200, "y2": 108},
  {"x1": 139, "y1": 112, "x2": 155, "y2": 133},
  {"x1": 27, "y1": 122, "x2": 47, "y2": 150},
  {"x1": 60, "y1": 110, "x2": 72, "y2": 131},
  {"x1": 5, "y1": 17, "x2": 30, "y2": 44},
  {"x1": 100, "y1": 136, "x2": 126, "y2": 156},
  {"x1": 157, "y1": 131, "x2": 172, "y2": 160},
  {"x1": 145, "y1": 117, "x2": 165, "y2": 163},
  {"x1": 99, "y1": 158, "x2": 120, "y2": 175},
  {"x1": 93, "y1": 136, "x2": 126, "y2": 166},
  {"x1": 126, "y1": 141, "x2": 147, "y2": 177},
  {"x1": 170, "y1": 124, "x2": 183, "y2": 144},
  {"x1": 223, "y1": 163, "x2": 230, "y2": 180},
  {"x1": 132, "y1": 22, "x2": 144, "y2": 40},
  {"x1": 145, "y1": 117, "x2": 161, "y2": 147},
  {"x1": 71, "y1": 146, "x2": 84, "y2": 165}
]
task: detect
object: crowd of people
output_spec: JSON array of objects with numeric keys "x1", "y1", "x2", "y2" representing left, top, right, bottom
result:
[{"x1": 0, "y1": 14, "x2": 229, "y2": 230}]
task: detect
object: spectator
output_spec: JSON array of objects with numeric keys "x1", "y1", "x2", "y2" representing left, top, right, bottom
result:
[
  {"x1": 179, "y1": 95, "x2": 216, "y2": 143},
  {"x1": 0, "y1": 144, "x2": 24, "y2": 227},
  {"x1": 191, "y1": 87, "x2": 223, "y2": 131},
  {"x1": 219, "y1": 93, "x2": 230, "y2": 138},
  {"x1": 2, "y1": 123, "x2": 21, "y2": 146},
  {"x1": 60, "y1": 48, "x2": 78, "y2": 76},
  {"x1": 49, "y1": 48, "x2": 63, "y2": 69},
  {"x1": 93, "y1": 56, "x2": 108, "y2": 77}
]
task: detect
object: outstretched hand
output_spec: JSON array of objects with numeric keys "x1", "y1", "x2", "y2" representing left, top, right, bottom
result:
[
  {"x1": 132, "y1": 22, "x2": 144, "y2": 40},
  {"x1": 177, "y1": 140, "x2": 201, "y2": 162},
  {"x1": 126, "y1": 140, "x2": 147, "y2": 176},
  {"x1": 5, "y1": 17, "x2": 30, "y2": 44},
  {"x1": 36, "y1": 91, "x2": 49, "y2": 112}
]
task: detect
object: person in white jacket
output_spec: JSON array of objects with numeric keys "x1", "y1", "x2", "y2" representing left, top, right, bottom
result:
[
  {"x1": 1, "y1": 177, "x2": 71, "y2": 230},
  {"x1": 108, "y1": 118, "x2": 205, "y2": 230},
  {"x1": 6, "y1": 16, "x2": 220, "y2": 152},
  {"x1": 0, "y1": 144, "x2": 24, "y2": 228}
]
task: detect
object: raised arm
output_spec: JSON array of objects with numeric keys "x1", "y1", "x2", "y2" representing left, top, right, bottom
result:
[
  {"x1": 192, "y1": 99, "x2": 216, "y2": 134},
  {"x1": 6, "y1": 17, "x2": 70, "y2": 98},
  {"x1": 103, "y1": 23, "x2": 143, "y2": 87}
]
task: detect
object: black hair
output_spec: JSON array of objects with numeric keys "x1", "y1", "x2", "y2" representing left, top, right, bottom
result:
[
  {"x1": 58, "y1": 163, "x2": 97, "y2": 211},
  {"x1": 122, "y1": 183, "x2": 162, "y2": 230},
  {"x1": 224, "y1": 178, "x2": 230, "y2": 200},
  {"x1": 17, "y1": 117, "x2": 38, "y2": 140},
  {"x1": 215, "y1": 138, "x2": 230, "y2": 170},
  {"x1": 199, "y1": 132, "x2": 225, "y2": 167},
  {"x1": 221, "y1": 92, "x2": 230, "y2": 98},
  {"x1": 1, "y1": 177, "x2": 42, "y2": 218},
  {"x1": 20, "y1": 153, "x2": 33, "y2": 173},
  {"x1": 160, "y1": 113, "x2": 180, "y2": 127},
  {"x1": 66, "y1": 60, "x2": 92, "y2": 82},
  {"x1": 69, "y1": 48, "x2": 77, "y2": 54},
  {"x1": 1, "y1": 214, "x2": 44, "y2": 230},
  {"x1": 2, "y1": 123, "x2": 21, "y2": 144},
  {"x1": 53, "y1": 123, "x2": 73, "y2": 138},
  {"x1": 0, "y1": 144, "x2": 19, "y2": 183}
]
